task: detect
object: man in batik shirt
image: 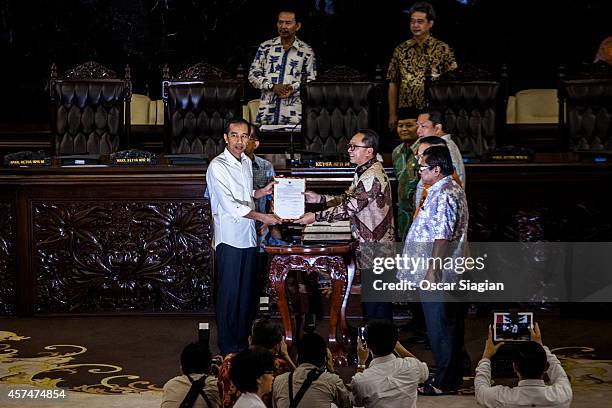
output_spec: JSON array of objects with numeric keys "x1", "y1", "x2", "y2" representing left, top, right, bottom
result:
[
  {"x1": 296, "y1": 129, "x2": 395, "y2": 320},
  {"x1": 399, "y1": 145, "x2": 468, "y2": 395},
  {"x1": 387, "y1": 1, "x2": 457, "y2": 130},
  {"x1": 248, "y1": 7, "x2": 317, "y2": 125}
]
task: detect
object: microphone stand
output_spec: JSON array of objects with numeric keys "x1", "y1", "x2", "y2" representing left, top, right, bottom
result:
[{"x1": 288, "y1": 119, "x2": 301, "y2": 167}]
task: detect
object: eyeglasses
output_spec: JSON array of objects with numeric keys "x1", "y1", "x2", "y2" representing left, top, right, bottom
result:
[
  {"x1": 228, "y1": 133, "x2": 250, "y2": 140},
  {"x1": 418, "y1": 164, "x2": 436, "y2": 172},
  {"x1": 347, "y1": 143, "x2": 370, "y2": 151}
]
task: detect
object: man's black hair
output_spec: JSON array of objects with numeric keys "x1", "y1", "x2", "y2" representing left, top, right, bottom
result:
[
  {"x1": 408, "y1": 1, "x2": 436, "y2": 22},
  {"x1": 418, "y1": 136, "x2": 447, "y2": 146},
  {"x1": 357, "y1": 128, "x2": 380, "y2": 156},
  {"x1": 278, "y1": 4, "x2": 302, "y2": 23},
  {"x1": 397, "y1": 107, "x2": 420, "y2": 120},
  {"x1": 225, "y1": 117, "x2": 250, "y2": 135},
  {"x1": 298, "y1": 333, "x2": 327, "y2": 367},
  {"x1": 423, "y1": 145, "x2": 454, "y2": 176},
  {"x1": 251, "y1": 318, "x2": 283, "y2": 350},
  {"x1": 365, "y1": 319, "x2": 399, "y2": 357},
  {"x1": 514, "y1": 341, "x2": 547, "y2": 379},
  {"x1": 180, "y1": 342, "x2": 212, "y2": 375},
  {"x1": 230, "y1": 346, "x2": 275, "y2": 393},
  {"x1": 249, "y1": 123, "x2": 262, "y2": 141},
  {"x1": 418, "y1": 109, "x2": 444, "y2": 127}
]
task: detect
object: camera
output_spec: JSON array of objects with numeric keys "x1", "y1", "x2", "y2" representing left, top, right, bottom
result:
[
  {"x1": 198, "y1": 322, "x2": 210, "y2": 346},
  {"x1": 493, "y1": 311, "x2": 533, "y2": 342},
  {"x1": 304, "y1": 313, "x2": 316, "y2": 334}
]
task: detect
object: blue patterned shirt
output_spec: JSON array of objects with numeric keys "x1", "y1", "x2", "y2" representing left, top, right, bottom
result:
[
  {"x1": 399, "y1": 176, "x2": 468, "y2": 283},
  {"x1": 248, "y1": 36, "x2": 317, "y2": 125},
  {"x1": 252, "y1": 155, "x2": 276, "y2": 213}
]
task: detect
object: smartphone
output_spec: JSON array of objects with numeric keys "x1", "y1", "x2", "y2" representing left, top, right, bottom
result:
[
  {"x1": 358, "y1": 326, "x2": 366, "y2": 346},
  {"x1": 493, "y1": 312, "x2": 533, "y2": 342},
  {"x1": 199, "y1": 322, "x2": 210, "y2": 345}
]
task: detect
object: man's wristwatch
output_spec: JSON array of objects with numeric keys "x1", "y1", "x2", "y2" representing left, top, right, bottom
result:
[{"x1": 267, "y1": 82, "x2": 274, "y2": 91}]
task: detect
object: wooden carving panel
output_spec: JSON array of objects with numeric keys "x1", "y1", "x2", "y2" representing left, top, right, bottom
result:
[
  {"x1": 32, "y1": 201, "x2": 213, "y2": 313},
  {"x1": 0, "y1": 202, "x2": 16, "y2": 315}
]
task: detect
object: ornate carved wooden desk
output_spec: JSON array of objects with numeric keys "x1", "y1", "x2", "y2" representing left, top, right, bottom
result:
[{"x1": 264, "y1": 242, "x2": 357, "y2": 367}]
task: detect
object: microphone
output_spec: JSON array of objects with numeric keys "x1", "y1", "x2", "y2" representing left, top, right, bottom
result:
[{"x1": 288, "y1": 118, "x2": 302, "y2": 167}]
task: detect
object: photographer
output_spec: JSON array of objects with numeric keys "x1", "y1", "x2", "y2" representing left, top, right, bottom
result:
[
  {"x1": 475, "y1": 323, "x2": 572, "y2": 407},
  {"x1": 218, "y1": 319, "x2": 295, "y2": 407},
  {"x1": 161, "y1": 342, "x2": 220, "y2": 408},
  {"x1": 351, "y1": 319, "x2": 428, "y2": 408},
  {"x1": 272, "y1": 333, "x2": 350, "y2": 408}
]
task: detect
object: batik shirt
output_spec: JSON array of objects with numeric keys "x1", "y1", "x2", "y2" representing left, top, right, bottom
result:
[
  {"x1": 392, "y1": 142, "x2": 419, "y2": 241},
  {"x1": 399, "y1": 176, "x2": 468, "y2": 283},
  {"x1": 248, "y1": 36, "x2": 317, "y2": 125},
  {"x1": 316, "y1": 159, "x2": 395, "y2": 243},
  {"x1": 387, "y1": 36, "x2": 457, "y2": 109}
]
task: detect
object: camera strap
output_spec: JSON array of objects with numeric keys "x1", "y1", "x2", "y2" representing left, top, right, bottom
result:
[
  {"x1": 288, "y1": 368, "x2": 324, "y2": 408},
  {"x1": 180, "y1": 374, "x2": 212, "y2": 408}
]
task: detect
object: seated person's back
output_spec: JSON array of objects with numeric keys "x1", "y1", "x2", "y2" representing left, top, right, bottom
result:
[
  {"x1": 350, "y1": 319, "x2": 428, "y2": 408},
  {"x1": 162, "y1": 342, "x2": 220, "y2": 408},
  {"x1": 272, "y1": 333, "x2": 350, "y2": 408}
]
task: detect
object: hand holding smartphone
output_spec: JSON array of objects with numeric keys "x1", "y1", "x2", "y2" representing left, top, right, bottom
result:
[{"x1": 358, "y1": 326, "x2": 367, "y2": 347}]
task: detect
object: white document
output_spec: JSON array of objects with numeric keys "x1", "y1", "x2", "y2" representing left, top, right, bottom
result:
[{"x1": 273, "y1": 177, "x2": 305, "y2": 220}]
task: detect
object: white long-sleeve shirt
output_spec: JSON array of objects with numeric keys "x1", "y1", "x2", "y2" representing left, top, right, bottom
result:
[
  {"x1": 474, "y1": 346, "x2": 572, "y2": 408},
  {"x1": 350, "y1": 354, "x2": 429, "y2": 408},
  {"x1": 206, "y1": 148, "x2": 256, "y2": 249}
]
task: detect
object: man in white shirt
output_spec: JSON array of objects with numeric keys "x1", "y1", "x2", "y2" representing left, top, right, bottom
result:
[
  {"x1": 206, "y1": 118, "x2": 281, "y2": 355},
  {"x1": 415, "y1": 110, "x2": 465, "y2": 186},
  {"x1": 351, "y1": 319, "x2": 429, "y2": 408},
  {"x1": 475, "y1": 323, "x2": 572, "y2": 407}
]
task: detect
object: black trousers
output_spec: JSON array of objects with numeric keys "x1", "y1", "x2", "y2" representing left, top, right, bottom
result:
[
  {"x1": 422, "y1": 301, "x2": 465, "y2": 391},
  {"x1": 215, "y1": 243, "x2": 257, "y2": 354}
]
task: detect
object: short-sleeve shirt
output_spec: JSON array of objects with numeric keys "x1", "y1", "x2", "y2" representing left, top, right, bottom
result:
[
  {"x1": 386, "y1": 36, "x2": 457, "y2": 109},
  {"x1": 399, "y1": 176, "x2": 468, "y2": 283}
]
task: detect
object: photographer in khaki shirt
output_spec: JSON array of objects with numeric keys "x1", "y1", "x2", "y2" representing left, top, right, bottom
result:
[{"x1": 272, "y1": 333, "x2": 350, "y2": 408}]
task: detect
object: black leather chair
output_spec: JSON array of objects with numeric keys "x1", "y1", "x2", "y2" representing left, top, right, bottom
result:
[
  {"x1": 300, "y1": 65, "x2": 384, "y2": 155},
  {"x1": 425, "y1": 64, "x2": 508, "y2": 157},
  {"x1": 558, "y1": 63, "x2": 612, "y2": 151},
  {"x1": 162, "y1": 62, "x2": 244, "y2": 157},
  {"x1": 49, "y1": 61, "x2": 132, "y2": 155}
]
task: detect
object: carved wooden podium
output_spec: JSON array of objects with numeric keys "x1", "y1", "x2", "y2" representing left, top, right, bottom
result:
[{"x1": 265, "y1": 242, "x2": 357, "y2": 367}]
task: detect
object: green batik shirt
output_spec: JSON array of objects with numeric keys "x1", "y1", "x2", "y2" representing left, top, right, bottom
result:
[{"x1": 392, "y1": 142, "x2": 419, "y2": 241}]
